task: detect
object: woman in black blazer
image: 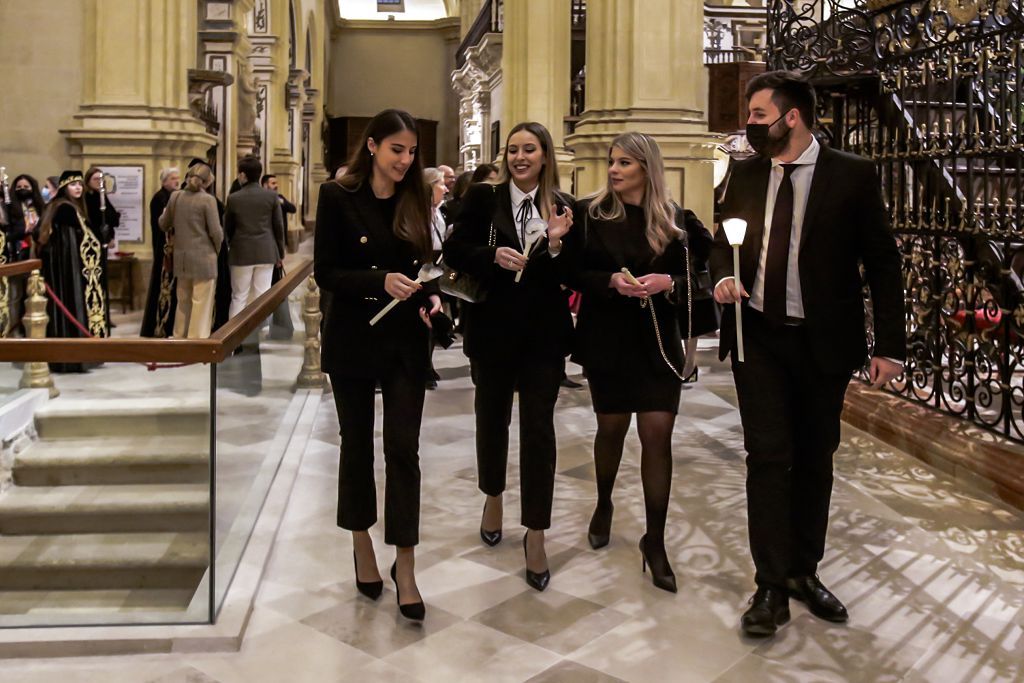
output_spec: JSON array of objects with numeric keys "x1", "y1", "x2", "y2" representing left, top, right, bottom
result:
[
  {"x1": 314, "y1": 109, "x2": 440, "y2": 621},
  {"x1": 570, "y1": 132, "x2": 696, "y2": 593},
  {"x1": 443, "y1": 122, "x2": 574, "y2": 591}
]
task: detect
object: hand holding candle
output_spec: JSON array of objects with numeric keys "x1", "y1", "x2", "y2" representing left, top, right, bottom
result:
[
  {"x1": 721, "y1": 218, "x2": 747, "y2": 363},
  {"x1": 370, "y1": 263, "x2": 444, "y2": 326},
  {"x1": 514, "y1": 218, "x2": 549, "y2": 283}
]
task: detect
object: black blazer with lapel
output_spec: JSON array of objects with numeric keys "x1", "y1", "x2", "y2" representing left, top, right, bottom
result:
[
  {"x1": 709, "y1": 145, "x2": 905, "y2": 374},
  {"x1": 314, "y1": 180, "x2": 434, "y2": 379},
  {"x1": 569, "y1": 200, "x2": 690, "y2": 377},
  {"x1": 442, "y1": 181, "x2": 575, "y2": 362}
]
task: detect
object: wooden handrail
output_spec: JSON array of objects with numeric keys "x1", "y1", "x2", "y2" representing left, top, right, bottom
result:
[
  {"x1": 0, "y1": 260, "x2": 42, "y2": 278},
  {"x1": 0, "y1": 258, "x2": 313, "y2": 364}
]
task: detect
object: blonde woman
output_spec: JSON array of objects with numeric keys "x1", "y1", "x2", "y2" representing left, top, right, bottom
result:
[
  {"x1": 159, "y1": 163, "x2": 223, "y2": 339},
  {"x1": 443, "y1": 122, "x2": 574, "y2": 591},
  {"x1": 570, "y1": 132, "x2": 696, "y2": 593}
]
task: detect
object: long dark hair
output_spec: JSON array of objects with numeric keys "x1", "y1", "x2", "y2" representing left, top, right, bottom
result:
[
  {"x1": 497, "y1": 122, "x2": 560, "y2": 220},
  {"x1": 11, "y1": 174, "x2": 45, "y2": 214},
  {"x1": 38, "y1": 185, "x2": 88, "y2": 246},
  {"x1": 84, "y1": 166, "x2": 103, "y2": 195},
  {"x1": 338, "y1": 109, "x2": 431, "y2": 258}
]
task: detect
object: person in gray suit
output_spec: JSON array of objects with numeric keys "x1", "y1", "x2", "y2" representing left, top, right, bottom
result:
[{"x1": 224, "y1": 155, "x2": 286, "y2": 318}]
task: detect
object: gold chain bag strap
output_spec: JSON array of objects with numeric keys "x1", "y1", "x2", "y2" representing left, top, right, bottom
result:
[
  {"x1": 627, "y1": 234, "x2": 692, "y2": 382},
  {"x1": 440, "y1": 186, "x2": 497, "y2": 303}
]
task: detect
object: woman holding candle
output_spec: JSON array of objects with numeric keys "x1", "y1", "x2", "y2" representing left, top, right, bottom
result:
[
  {"x1": 570, "y1": 132, "x2": 697, "y2": 593},
  {"x1": 443, "y1": 121, "x2": 574, "y2": 591},
  {"x1": 314, "y1": 109, "x2": 441, "y2": 621}
]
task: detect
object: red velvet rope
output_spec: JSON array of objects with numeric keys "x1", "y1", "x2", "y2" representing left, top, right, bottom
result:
[{"x1": 42, "y1": 282, "x2": 195, "y2": 372}]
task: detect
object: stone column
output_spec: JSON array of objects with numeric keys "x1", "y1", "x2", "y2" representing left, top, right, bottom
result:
[
  {"x1": 565, "y1": 0, "x2": 720, "y2": 227},
  {"x1": 64, "y1": 0, "x2": 218, "y2": 253},
  {"x1": 501, "y1": 0, "x2": 574, "y2": 182}
]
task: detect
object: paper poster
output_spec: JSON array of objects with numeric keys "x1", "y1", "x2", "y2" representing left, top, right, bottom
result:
[{"x1": 98, "y1": 166, "x2": 145, "y2": 242}]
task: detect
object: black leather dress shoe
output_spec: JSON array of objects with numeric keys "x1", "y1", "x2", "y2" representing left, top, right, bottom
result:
[
  {"x1": 786, "y1": 575, "x2": 848, "y2": 623},
  {"x1": 741, "y1": 587, "x2": 790, "y2": 637}
]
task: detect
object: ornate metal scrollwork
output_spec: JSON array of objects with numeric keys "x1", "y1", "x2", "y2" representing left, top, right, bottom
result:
[{"x1": 771, "y1": 0, "x2": 1024, "y2": 442}]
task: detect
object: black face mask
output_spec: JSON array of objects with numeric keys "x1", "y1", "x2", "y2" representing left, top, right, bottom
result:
[
  {"x1": 746, "y1": 111, "x2": 795, "y2": 158},
  {"x1": 14, "y1": 188, "x2": 33, "y2": 202}
]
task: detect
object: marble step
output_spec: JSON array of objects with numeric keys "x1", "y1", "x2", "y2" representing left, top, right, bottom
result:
[
  {"x1": 0, "y1": 484, "x2": 208, "y2": 535},
  {"x1": 13, "y1": 437, "x2": 209, "y2": 486},
  {"x1": 0, "y1": 532, "x2": 208, "y2": 590},
  {"x1": 0, "y1": 588, "x2": 195, "y2": 617},
  {"x1": 34, "y1": 398, "x2": 209, "y2": 441}
]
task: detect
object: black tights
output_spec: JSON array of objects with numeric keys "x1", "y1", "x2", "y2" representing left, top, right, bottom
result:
[{"x1": 593, "y1": 411, "x2": 676, "y2": 542}]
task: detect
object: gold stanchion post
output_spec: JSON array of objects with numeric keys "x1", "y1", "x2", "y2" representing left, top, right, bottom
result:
[
  {"x1": 19, "y1": 269, "x2": 58, "y2": 398},
  {"x1": 295, "y1": 275, "x2": 325, "y2": 389}
]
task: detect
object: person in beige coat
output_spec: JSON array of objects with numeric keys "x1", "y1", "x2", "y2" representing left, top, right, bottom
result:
[{"x1": 159, "y1": 164, "x2": 224, "y2": 339}]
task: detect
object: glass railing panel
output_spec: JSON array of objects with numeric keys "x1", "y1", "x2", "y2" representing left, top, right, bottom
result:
[
  {"x1": 213, "y1": 291, "x2": 307, "y2": 615},
  {"x1": 0, "y1": 361, "x2": 212, "y2": 627}
]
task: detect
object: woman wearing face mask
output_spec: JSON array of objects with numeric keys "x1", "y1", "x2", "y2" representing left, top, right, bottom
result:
[
  {"x1": 8, "y1": 175, "x2": 44, "y2": 262},
  {"x1": 35, "y1": 171, "x2": 108, "y2": 371},
  {"x1": 4, "y1": 175, "x2": 46, "y2": 335},
  {"x1": 570, "y1": 133, "x2": 697, "y2": 593},
  {"x1": 314, "y1": 109, "x2": 441, "y2": 622},
  {"x1": 443, "y1": 122, "x2": 575, "y2": 591},
  {"x1": 43, "y1": 177, "x2": 59, "y2": 205}
]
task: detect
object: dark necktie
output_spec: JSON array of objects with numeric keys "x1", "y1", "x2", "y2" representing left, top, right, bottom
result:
[
  {"x1": 515, "y1": 197, "x2": 533, "y2": 248},
  {"x1": 763, "y1": 163, "x2": 799, "y2": 324}
]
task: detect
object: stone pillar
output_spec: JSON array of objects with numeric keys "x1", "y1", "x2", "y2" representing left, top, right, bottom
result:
[
  {"x1": 65, "y1": 0, "x2": 217, "y2": 237},
  {"x1": 501, "y1": 0, "x2": 574, "y2": 182},
  {"x1": 565, "y1": 0, "x2": 720, "y2": 227}
]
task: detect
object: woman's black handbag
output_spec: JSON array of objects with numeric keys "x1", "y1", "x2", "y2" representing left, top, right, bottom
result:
[
  {"x1": 677, "y1": 208, "x2": 719, "y2": 338},
  {"x1": 439, "y1": 222, "x2": 495, "y2": 303}
]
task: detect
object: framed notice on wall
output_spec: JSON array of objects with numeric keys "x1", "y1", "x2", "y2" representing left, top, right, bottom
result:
[{"x1": 97, "y1": 166, "x2": 145, "y2": 243}]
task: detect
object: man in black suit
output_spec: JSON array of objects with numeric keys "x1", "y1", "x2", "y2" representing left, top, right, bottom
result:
[{"x1": 710, "y1": 71, "x2": 905, "y2": 636}]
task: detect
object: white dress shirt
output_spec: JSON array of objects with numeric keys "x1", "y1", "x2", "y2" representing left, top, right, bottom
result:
[
  {"x1": 431, "y1": 207, "x2": 447, "y2": 251},
  {"x1": 749, "y1": 135, "x2": 820, "y2": 319},
  {"x1": 509, "y1": 181, "x2": 538, "y2": 251}
]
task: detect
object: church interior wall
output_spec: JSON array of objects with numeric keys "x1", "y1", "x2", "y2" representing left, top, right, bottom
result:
[
  {"x1": 0, "y1": 1, "x2": 85, "y2": 182},
  {"x1": 327, "y1": 20, "x2": 461, "y2": 166}
]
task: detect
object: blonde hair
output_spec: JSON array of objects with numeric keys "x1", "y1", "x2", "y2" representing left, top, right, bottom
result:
[
  {"x1": 497, "y1": 122, "x2": 560, "y2": 220},
  {"x1": 185, "y1": 164, "x2": 213, "y2": 192},
  {"x1": 587, "y1": 132, "x2": 680, "y2": 254}
]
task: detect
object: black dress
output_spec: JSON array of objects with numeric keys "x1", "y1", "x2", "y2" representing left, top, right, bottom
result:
[
  {"x1": 36, "y1": 203, "x2": 107, "y2": 372},
  {"x1": 571, "y1": 202, "x2": 689, "y2": 414},
  {"x1": 140, "y1": 187, "x2": 176, "y2": 337}
]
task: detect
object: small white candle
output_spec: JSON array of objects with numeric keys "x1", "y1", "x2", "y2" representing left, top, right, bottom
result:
[{"x1": 721, "y1": 219, "x2": 747, "y2": 363}]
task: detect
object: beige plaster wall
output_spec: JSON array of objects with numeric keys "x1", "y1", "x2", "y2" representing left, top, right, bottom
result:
[
  {"x1": 0, "y1": 1, "x2": 84, "y2": 181},
  {"x1": 327, "y1": 21, "x2": 460, "y2": 166}
]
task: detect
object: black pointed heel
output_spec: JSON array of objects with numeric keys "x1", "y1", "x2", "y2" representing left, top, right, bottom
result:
[
  {"x1": 480, "y1": 499, "x2": 502, "y2": 547},
  {"x1": 587, "y1": 502, "x2": 614, "y2": 550},
  {"x1": 639, "y1": 534, "x2": 677, "y2": 594},
  {"x1": 522, "y1": 531, "x2": 551, "y2": 591},
  {"x1": 682, "y1": 366, "x2": 699, "y2": 384},
  {"x1": 390, "y1": 562, "x2": 425, "y2": 621},
  {"x1": 353, "y1": 551, "x2": 383, "y2": 600}
]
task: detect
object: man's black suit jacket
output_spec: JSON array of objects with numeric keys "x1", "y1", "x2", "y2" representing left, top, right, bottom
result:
[{"x1": 709, "y1": 145, "x2": 905, "y2": 374}]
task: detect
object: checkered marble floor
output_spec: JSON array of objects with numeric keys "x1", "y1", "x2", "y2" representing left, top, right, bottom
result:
[{"x1": 2, "y1": 340, "x2": 1022, "y2": 682}]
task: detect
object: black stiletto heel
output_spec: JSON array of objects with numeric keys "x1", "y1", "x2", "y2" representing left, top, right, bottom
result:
[
  {"x1": 639, "y1": 534, "x2": 677, "y2": 594},
  {"x1": 587, "y1": 502, "x2": 614, "y2": 550},
  {"x1": 390, "y1": 562, "x2": 425, "y2": 621},
  {"x1": 522, "y1": 531, "x2": 551, "y2": 591},
  {"x1": 480, "y1": 499, "x2": 502, "y2": 547},
  {"x1": 353, "y1": 550, "x2": 383, "y2": 600}
]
